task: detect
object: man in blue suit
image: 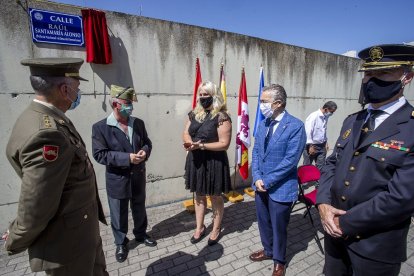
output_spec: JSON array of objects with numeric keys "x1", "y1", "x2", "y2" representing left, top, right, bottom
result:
[
  {"x1": 317, "y1": 44, "x2": 414, "y2": 276},
  {"x1": 249, "y1": 84, "x2": 306, "y2": 276},
  {"x1": 92, "y1": 85, "x2": 156, "y2": 263}
]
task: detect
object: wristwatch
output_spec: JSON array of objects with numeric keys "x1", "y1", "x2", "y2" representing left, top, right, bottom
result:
[{"x1": 200, "y1": 143, "x2": 205, "y2": 150}]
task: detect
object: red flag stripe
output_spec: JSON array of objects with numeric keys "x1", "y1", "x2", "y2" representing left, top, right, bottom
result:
[
  {"x1": 192, "y1": 58, "x2": 202, "y2": 109},
  {"x1": 236, "y1": 68, "x2": 250, "y2": 180}
]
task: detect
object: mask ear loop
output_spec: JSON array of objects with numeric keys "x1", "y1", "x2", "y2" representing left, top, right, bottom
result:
[
  {"x1": 401, "y1": 73, "x2": 408, "y2": 89},
  {"x1": 65, "y1": 84, "x2": 75, "y2": 103}
]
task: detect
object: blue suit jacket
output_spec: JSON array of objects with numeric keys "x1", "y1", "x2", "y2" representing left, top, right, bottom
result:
[
  {"x1": 92, "y1": 116, "x2": 152, "y2": 199},
  {"x1": 252, "y1": 111, "x2": 306, "y2": 202}
]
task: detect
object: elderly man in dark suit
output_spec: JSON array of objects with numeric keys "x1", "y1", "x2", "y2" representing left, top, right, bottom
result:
[
  {"x1": 92, "y1": 85, "x2": 155, "y2": 263},
  {"x1": 5, "y1": 58, "x2": 108, "y2": 275},
  {"x1": 317, "y1": 44, "x2": 414, "y2": 276}
]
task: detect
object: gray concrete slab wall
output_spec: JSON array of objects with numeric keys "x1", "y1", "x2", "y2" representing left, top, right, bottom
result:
[{"x1": 1, "y1": 0, "x2": 413, "y2": 228}]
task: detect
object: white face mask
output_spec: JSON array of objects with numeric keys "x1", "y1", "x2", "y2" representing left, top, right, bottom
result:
[{"x1": 260, "y1": 103, "x2": 274, "y2": 118}]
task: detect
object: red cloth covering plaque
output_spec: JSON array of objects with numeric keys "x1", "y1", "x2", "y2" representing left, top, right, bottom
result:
[{"x1": 81, "y1": 9, "x2": 112, "y2": 64}]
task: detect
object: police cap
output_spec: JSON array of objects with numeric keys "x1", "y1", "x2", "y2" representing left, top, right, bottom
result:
[
  {"x1": 110, "y1": 85, "x2": 137, "y2": 102},
  {"x1": 358, "y1": 44, "x2": 414, "y2": 72},
  {"x1": 21, "y1": 58, "x2": 88, "y2": 81}
]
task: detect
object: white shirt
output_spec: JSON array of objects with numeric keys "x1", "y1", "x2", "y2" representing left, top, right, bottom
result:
[
  {"x1": 267, "y1": 111, "x2": 285, "y2": 135},
  {"x1": 367, "y1": 96, "x2": 407, "y2": 129},
  {"x1": 106, "y1": 112, "x2": 134, "y2": 144},
  {"x1": 304, "y1": 109, "x2": 328, "y2": 144}
]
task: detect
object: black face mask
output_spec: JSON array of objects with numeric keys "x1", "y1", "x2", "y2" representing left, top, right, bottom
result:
[
  {"x1": 362, "y1": 77, "x2": 403, "y2": 104},
  {"x1": 200, "y1": 96, "x2": 213, "y2": 109}
]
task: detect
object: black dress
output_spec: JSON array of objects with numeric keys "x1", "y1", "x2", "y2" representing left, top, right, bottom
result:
[{"x1": 184, "y1": 111, "x2": 232, "y2": 196}]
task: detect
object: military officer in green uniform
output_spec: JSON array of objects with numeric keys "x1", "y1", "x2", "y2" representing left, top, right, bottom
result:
[
  {"x1": 317, "y1": 44, "x2": 414, "y2": 275},
  {"x1": 4, "y1": 58, "x2": 109, "y2": 275}
]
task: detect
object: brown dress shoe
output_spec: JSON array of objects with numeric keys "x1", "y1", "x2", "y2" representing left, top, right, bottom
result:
[
  {"x1": 249, "y1": 249, "x2": 272, "y2": 262},
  {"x1": 272, "y1": 263, "x2": 285, "y2": 276}
]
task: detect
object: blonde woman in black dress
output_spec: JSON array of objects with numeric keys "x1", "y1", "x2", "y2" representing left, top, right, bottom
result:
[{"x1": 183, "y1": 81, "x2": 232, "y2": 245}]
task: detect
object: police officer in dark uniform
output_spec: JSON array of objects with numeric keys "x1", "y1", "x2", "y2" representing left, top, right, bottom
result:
[
  {"x1": 4, "y1": 58, "x2": 108, "y2": 275},
  {"x1": 316, "y1": 44, "x2": 414, "y2": 275},
  {"x1": 317, "y1": 45, "x2": 414, "y2": 276}
]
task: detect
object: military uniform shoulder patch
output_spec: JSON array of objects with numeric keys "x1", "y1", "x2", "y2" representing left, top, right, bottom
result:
[
  {"x1": 342, "y1": 129, "x2": 351, "y2": 139},
  {"x1": 41, "y1": 115, "x2": 56, "y2": 129},
  {"x1": 43, "y1": 115, "x2": 52, "y2": 128},
  {"x1": 43, "y1": 145, "x2": 59, "y2": 162}
]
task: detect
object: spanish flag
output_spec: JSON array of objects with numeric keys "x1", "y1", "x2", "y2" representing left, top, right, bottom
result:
[
  {"x1": 219, "y1": 63, "x2": 227, "y2": 103},
  {"x1": 236, "y1": 68, "x2": 250, "y2": 179}
]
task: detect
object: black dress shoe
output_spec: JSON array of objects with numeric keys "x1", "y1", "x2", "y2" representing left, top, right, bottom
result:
[
  {"x1": 207, "y1": 236, "x2": 219, "y2": 246},
  {"x1": 190, "y1": 225, "x2": 206, "y2": 244},
  {"x1": 115, "y1": 245, "x2": 128, "y2": 263},
  {"x1": 136, "y1": 235, "x2": 157, "y2": 247},
  {"x1": 207, "y1": 228, "x2": 221, "y2": 246}
]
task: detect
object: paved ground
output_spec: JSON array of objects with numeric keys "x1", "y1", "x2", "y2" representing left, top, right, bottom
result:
[{"x1": 1, "y1": 194, "x2": 414, "y2": 276}]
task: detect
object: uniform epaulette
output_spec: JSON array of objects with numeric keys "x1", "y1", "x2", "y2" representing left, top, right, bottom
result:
[
  {"x1": 40, "y1": 114, "x2": 57, "y2": 129},
  {"x1": 347, "y1": 109, "x2": 366, "y2": 117}
]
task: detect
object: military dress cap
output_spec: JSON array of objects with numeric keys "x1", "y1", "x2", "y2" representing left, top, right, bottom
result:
[
  {"x1": 110, "y1": 84, "x2": 137, "y2": 102},
  {"x1": 358, "y1": 44, "x2": 414, "y2": 71},
  {"x1": 21, "y1": 57, "x2": 88, "y2": 81}
]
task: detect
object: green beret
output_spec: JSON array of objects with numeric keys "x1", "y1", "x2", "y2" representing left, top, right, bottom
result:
[
  {"x1": 110, "y1": 85, "x2": 137, "y2": 102},
  {"x1": 358, "y1": 44, "x2": 414, "y2": 72},
  {"x1": 21, "y1": 57, "x2": 88, "y2": 81}
]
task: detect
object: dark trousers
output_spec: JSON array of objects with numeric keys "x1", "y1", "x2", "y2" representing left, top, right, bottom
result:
[
  {"x1": 324, "y1": 235, "x2": 401, "y2": 276},
  {"x1": 108, "y1": 183, "x2": 148, "y2": 245},
  {"x1": 255, "y1": 191, "x2": 292, "y2": 264},
  {"x1": 302, "y1": 143, "x2": 327, "y2": 171}
]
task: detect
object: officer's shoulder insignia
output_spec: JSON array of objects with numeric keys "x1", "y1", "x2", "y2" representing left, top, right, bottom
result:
[
  {"x1": 42, "y1": 115, "x2": 52, "y2": 128},
  {"x1": 41, "y1": 115, "x2": 56, "y2": 129},
  {"x1": 42, "y1": 145, "x2": 59, "y2": 162},
  {"x1": 342, "y1": 129, "x2": 351, "y2": 139}
]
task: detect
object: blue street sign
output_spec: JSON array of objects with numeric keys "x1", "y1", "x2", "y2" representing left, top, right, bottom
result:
[{"x1": 29, "y1": 8, "x2": 84, "y2": 47}]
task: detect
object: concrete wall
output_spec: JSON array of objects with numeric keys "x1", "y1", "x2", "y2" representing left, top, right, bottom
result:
[{"x1": 1, "y1": 0, "x2": 413, "y2": 229}]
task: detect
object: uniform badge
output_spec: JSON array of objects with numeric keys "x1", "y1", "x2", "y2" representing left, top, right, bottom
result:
[
  {"x1": 43, "y1": 115, "x2": 52, "y2": 128},
  {"x1": 43, "y1": 145, "x2": 59, "y2": 162},
  {"x1": 369, "y1": 46, "x2": 384, "y2": 62},
  {"x1": 342, "y1": 129, "x2": 351, "y2": 139}
]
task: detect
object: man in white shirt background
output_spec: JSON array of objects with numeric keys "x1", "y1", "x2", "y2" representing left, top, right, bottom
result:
[{"x1": 303, "y1": 101, "x2": 337, "y2": 170}]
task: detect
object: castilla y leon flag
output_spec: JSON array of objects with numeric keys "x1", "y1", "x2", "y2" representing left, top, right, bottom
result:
[
  {"x1": 192, "y1": 58, "x2": 202, "y2": 109},
  {"x1": 236, "y1": 68, "x2": 251, "y2": 180}
]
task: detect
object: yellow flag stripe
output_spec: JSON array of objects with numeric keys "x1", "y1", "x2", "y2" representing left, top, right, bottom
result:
[{"x1": 221, "y1": 76, "x2": 227, "y2": 103}]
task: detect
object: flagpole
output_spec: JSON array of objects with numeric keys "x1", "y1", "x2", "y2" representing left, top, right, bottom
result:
[
  {"x1": 224, "y1": 65, "x2": 244, "y2": 203},
  {"x1": 246, "y1": 65, "x2": 264, "y2": 198},
  {"x1": 184, "y1": 57, "x2": 203, "y2": 212}
]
